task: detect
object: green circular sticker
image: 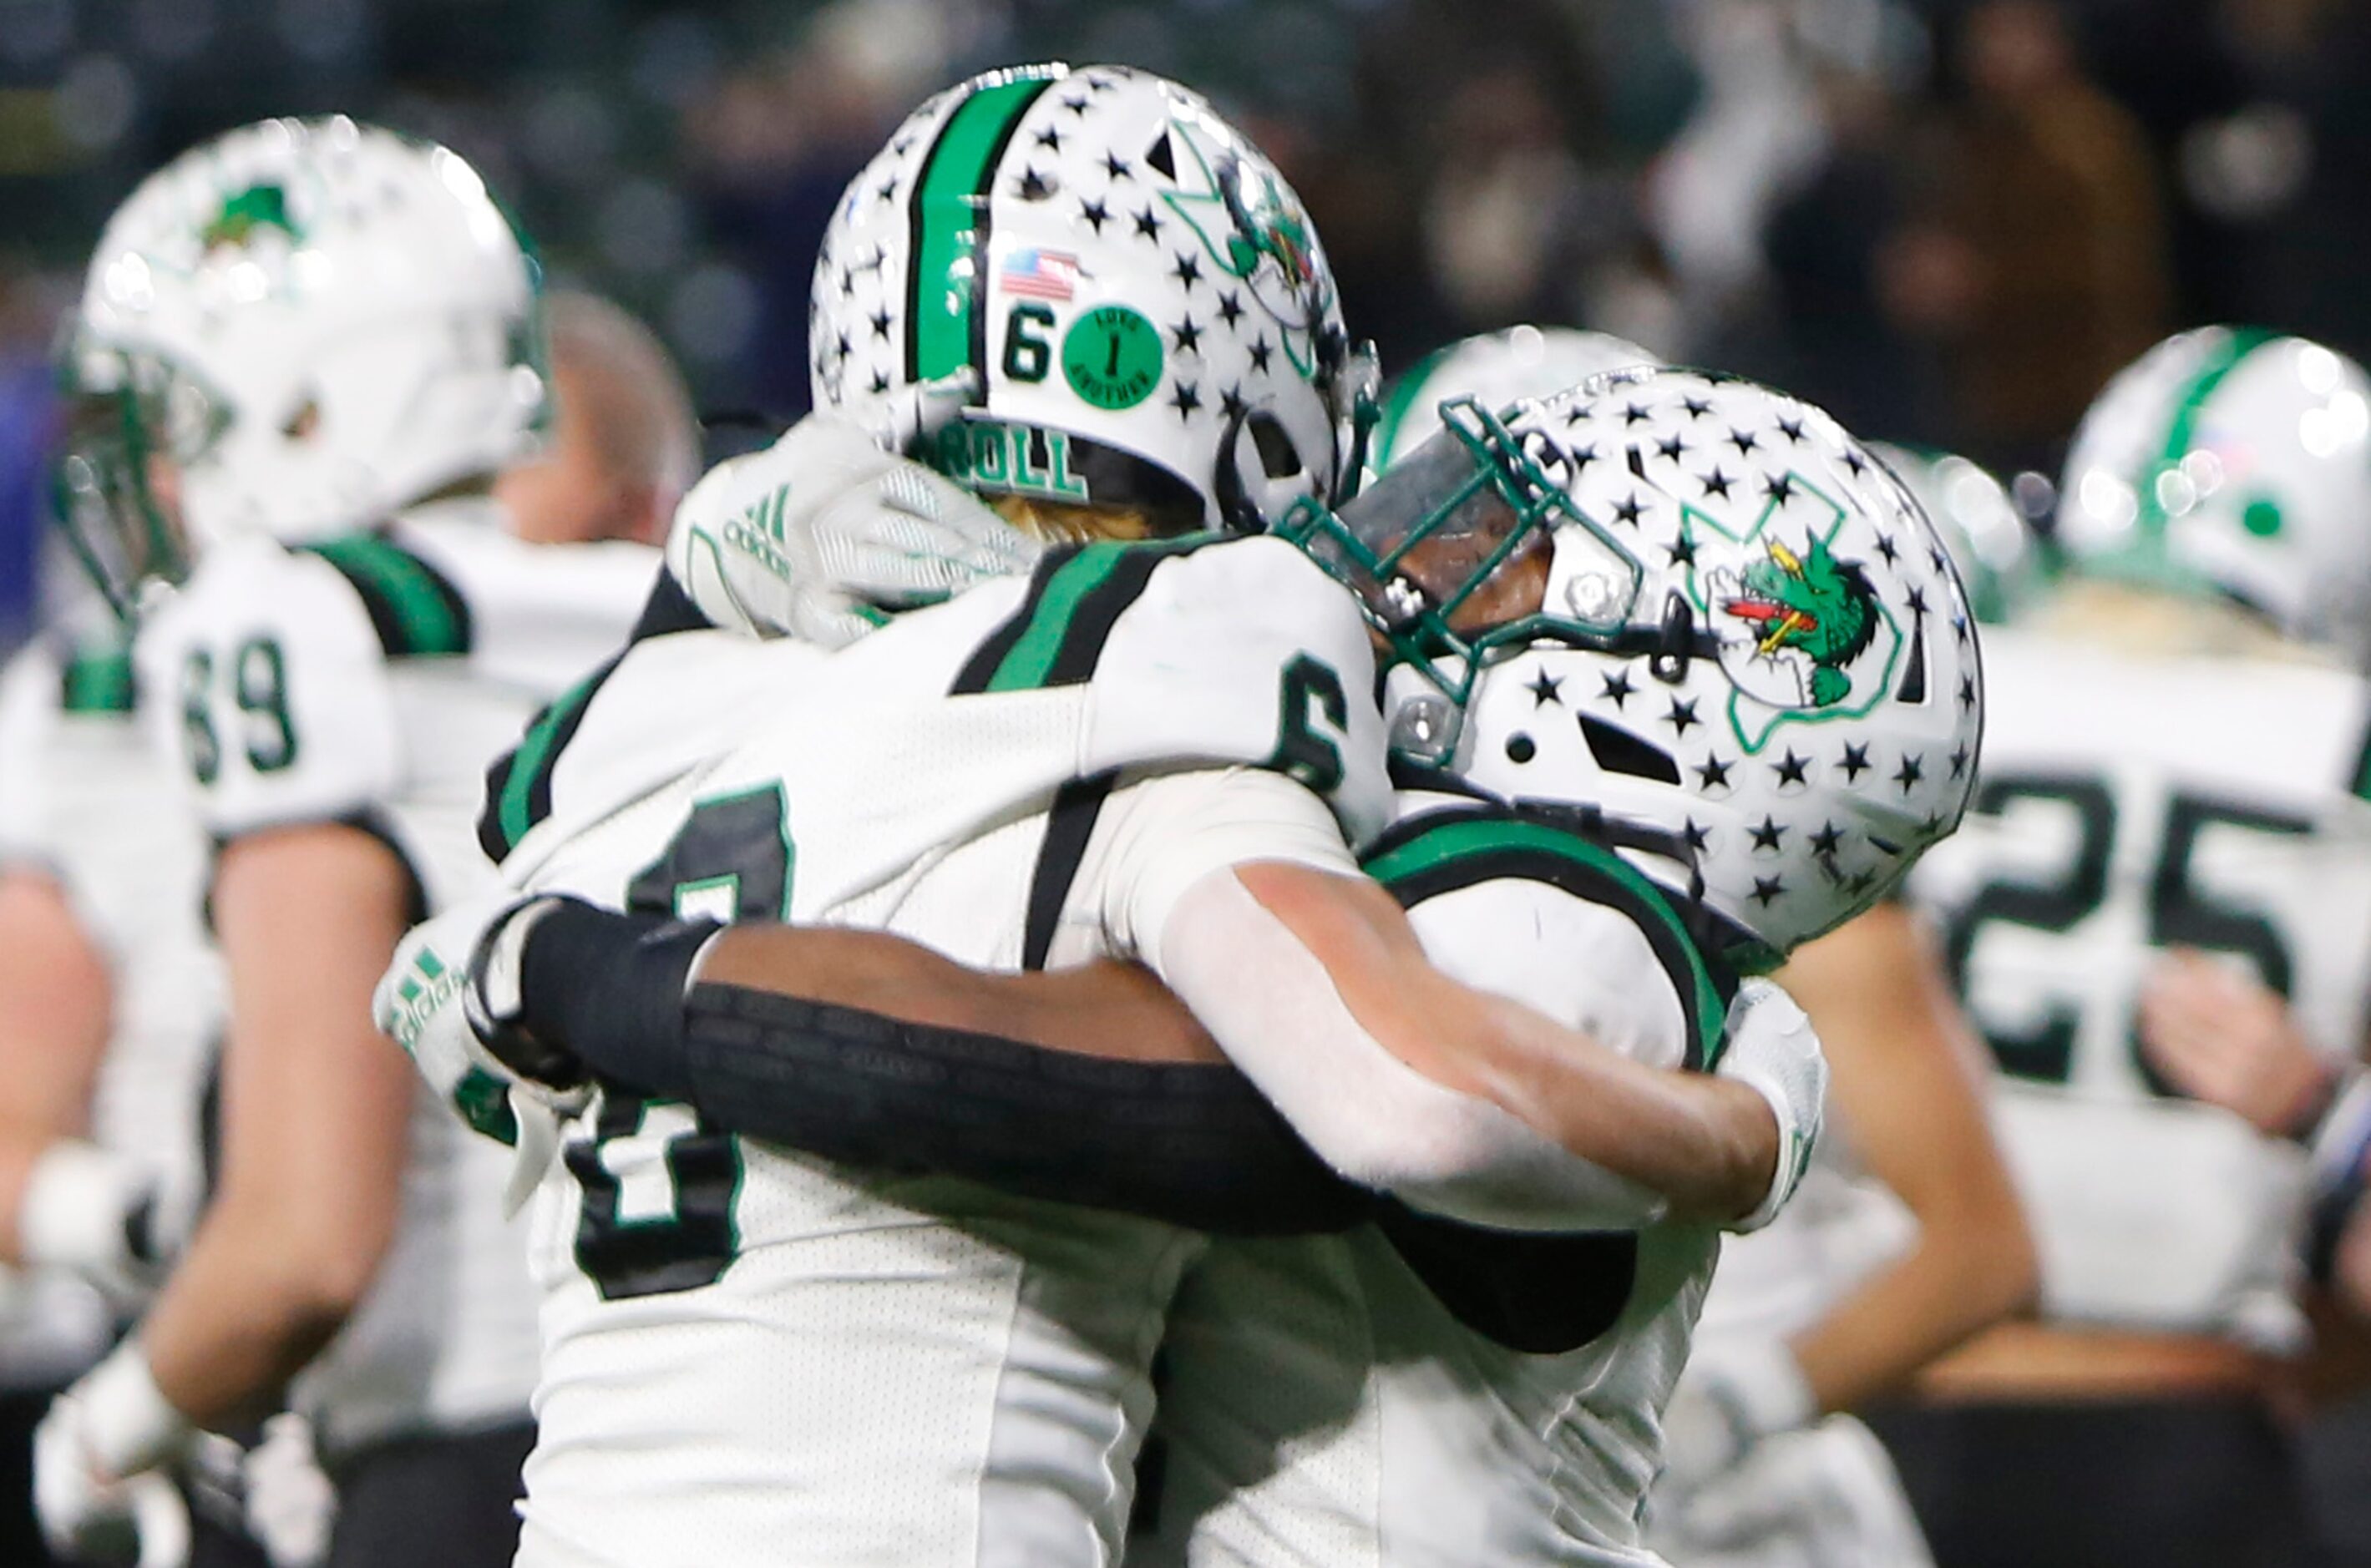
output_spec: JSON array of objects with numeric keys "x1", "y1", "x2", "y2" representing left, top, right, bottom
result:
[{"x1": 1062, "y1": 306, "x2": 1164, "y2": 412}]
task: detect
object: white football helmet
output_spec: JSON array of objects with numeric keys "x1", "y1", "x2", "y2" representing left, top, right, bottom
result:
[
  {"x1": 809, "y1": 63, "x2": 1365, "y2": 535},
  {"x1": 59, "y1": 116, "x2": 545, "y2": 609},
  {"x1": 2058, "y1": 326, "x2": 2371, "y2": 656},
  {"x1": 1367, "y1": 325, "x2": 1662, "y2": 478},
  {"x1": 1867, "y1": 442, "x2": 2039, "y2": 625},
  {"x1": 1287, "y1": 368, "x2": 1984, "y2": 964}
]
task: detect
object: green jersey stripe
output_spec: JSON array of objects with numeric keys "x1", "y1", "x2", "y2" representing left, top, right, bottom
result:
[
  {"x1": 1362, "y1": 810, "x2": 1734, "y2": 1070},
  {"x1": 952, "y1": 535, "x2": 1213, "y2": 695},
  {"x1": 58, "y1": 648, "x2": 134, "y2": 714},
  {"x1": 985, "y1": 544, "x2": 1131, "y2": 690},
  {"x1": 904, "y1": 69, "x2": 1059, "y2": 387},
  {"x1": 483, "y1": 651, "x2": 624, "y2": 862},
  {"x1": 304, "y1": 534, "x2": 473, "y2": 658}
]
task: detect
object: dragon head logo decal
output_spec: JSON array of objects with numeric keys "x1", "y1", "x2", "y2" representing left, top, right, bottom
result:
[
  {"x1": 1720, "y1": 535, "x2": 1880, "y2": 708},
  {"x1": 1158, "y1": 117, "x2": 1335, "y2": 380},
  {"x1": 1681, "y1": 473, "x2": 1905, "y2": 751}
]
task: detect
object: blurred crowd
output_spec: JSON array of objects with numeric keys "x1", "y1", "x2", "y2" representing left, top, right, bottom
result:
[{"x1": 0, "y1": 0, "x2": 2367, "y2": 640}]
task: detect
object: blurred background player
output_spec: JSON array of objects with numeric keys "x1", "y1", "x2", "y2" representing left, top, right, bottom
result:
[
  {"x1": 0, "y1": 562, "x2": 222, "y2": 1566},
  {"x1": 1890, "y1": 325, "x2": 2371, "y2": 1568},
  {"x1": 499, "y1": 291, "x2": 701, "y2": 550},
  {"x1": 31, "y1": 120, "x2": 669, "y2": 1567},
  {"x1": 0, "y1": 281, "x2": 693, "y2": 1568}
]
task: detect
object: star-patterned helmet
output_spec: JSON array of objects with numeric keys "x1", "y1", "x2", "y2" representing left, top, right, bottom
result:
[
  {"x1": 2058, "y1": 326, "x2": 2371, "y2": 660},
  {"x1": 1867, "y1": 443, "x2": 2039, "y2": 626},
  {"x1": 1282, "y1": 368, "x2": 1984, "y2": 965},
  {"x1": 809, "y1": 63, "x2": 1364, "y2": 536},
  {"x1": 1367, "y1": 325, "x2": 1662, "y2": 479},
  {"x1": 58, "y1": 117, "x2": 545, "y2": 613}
]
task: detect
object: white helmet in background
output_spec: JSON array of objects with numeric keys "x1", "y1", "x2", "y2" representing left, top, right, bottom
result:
[
  {"x1": 810, "y1": 63, "x2": 1365, "y2": 535},
  {"x1": 1867, "y1": 442, "x2": 2039, "y2": 625},
  {"x1": 1367, "y1": 324, "x2": 1662, "y2": 477},
  {"x1": 1288, "y1": 368, "x2": 1983, "y2": 965},
  {"x1": 2057, "y1": 326, "x2": 2371, "y2": 656},
  {"x1": 60, "y1": 116, "x2": 545, "y2": 609}
]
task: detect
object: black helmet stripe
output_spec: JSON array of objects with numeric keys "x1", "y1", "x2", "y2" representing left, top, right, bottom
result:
[{"x1": 903, "y1": 67, "x2": 1061, "y2": 388}]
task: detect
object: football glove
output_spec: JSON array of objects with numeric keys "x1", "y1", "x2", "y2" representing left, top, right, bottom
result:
[
  {"x1": 17, "y1": 1140, "x2": 168, "y2": 1313},
  {"x1": 33, "y1": 1340, "x2": 194, "y2": 1565},
  {"x1": 664, "y1": 402, "x2": 1040, "y2": 647},
  {"x1": 1715, "y1": 979, "x2": 1827, "y2": 1233},
  {"x1": 374, "y1": 889, "x2": 588, "y2": 1213}
]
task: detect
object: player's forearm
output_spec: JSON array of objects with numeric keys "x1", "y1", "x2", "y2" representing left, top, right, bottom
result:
[
  {"x1": 0, "y1": 871, "x2": 113, "y2": 1148},
  {"x1": 158, "y1": 826, "x2": 413, "y2": 1428},
  {"x1": 501, "y1": 903, "x2": 1360, "y2": 1233},
  {"x1": 1168, "y1": 865, "x2": 1765, "y2": 1228},
  {"x1": 696, "y1": 924, "x2": 1224, "y2": 1063},
  {"x1": 1463, "y1": 991, "x2": 1779, "y2": 1222},
  {"x1": 139, "y1": 1208, "x2": 369, "y2": 1428},
  {"x1": 1790, "y1": 1222, "x2": 2039, "y2": 1414}
]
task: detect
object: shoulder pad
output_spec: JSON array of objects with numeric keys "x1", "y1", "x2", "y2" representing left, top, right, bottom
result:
[
  {"x1": 973, "y1": 535, "x2": 1388, "y2": 846},
  {"x1": 299, "y1": 531, "x2": 472, "y2": 659},
  {"x1": 388, "y1": 516, "x2": 657, "y2": 694},
  {"x1": 1362, "y1": 805, "x2": 1736, "y2": 1070}
]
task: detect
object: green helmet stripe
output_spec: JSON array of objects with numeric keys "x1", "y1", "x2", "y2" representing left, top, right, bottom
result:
[
  {"x1": 2135, "y1": 326, "x2": 2280, "y2": 536},
  {"x1": 904, "y1": 69, "x2": 1060, "y2": 387},
  {"x1": 1367, "y1": 341, "x2": 1456, "y2": 473}
]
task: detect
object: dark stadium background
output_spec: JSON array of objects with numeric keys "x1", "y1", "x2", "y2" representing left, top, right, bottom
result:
[{"x1": 3, "y1": 0, "x2": 2369, "y2": 643}]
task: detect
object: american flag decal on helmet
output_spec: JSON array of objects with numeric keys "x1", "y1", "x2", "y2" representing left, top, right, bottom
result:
[{"x1": 1001, "y1": 247, "x2": 1077, "y2": 301}]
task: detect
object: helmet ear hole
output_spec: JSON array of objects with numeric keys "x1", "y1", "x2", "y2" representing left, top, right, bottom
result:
[
  {"x1": 1248, "y1": 412, "x2": 1305, "y2": 481},
  {"x1": 1578, "y1": 711, "x2": 1680, "y2": 784}
]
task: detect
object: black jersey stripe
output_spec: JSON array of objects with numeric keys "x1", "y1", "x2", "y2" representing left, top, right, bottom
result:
[
  {"x1": 904, "y1": 68, "x2": 1060, "y2": 388},
  {"x1": 1022, "y1": 771, "x2": 1117, "y2": 971},
  {"x1": 950, "y1": 534, "x2": 1216, "y2": 695}
]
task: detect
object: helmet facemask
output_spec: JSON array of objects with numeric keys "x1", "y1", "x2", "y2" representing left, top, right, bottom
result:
[
  {"x1": 1278, "y1": 396, "x2": 1649, "y2": 758},
  {"x1": 52, "y1": 337, "x2": 226, "y2": 618}
]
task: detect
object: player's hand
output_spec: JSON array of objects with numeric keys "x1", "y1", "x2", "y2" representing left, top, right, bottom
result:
[
  {"x1": 17, "y1": 1141, "x2": 170, "y2": 1314},
  {"x1": 376, "y1": 889, "x2": 590, "y2": 1134},
  {"x1": 2138, "y1": 948, "x2": 2334, "y2": 1137},
  {"x1": 664, "y1": 407, "x2": 1040, "y2": 647},
  {"x1": 1654, "y1": 1335, "x2": 1816, "y2": 1506},
  {"x1": 34, "y1": 1342, "x2": 195, "y2": 1565},
  {"x1": 1714, "y1": 979, "x2": 1826, "y2": 1232}
]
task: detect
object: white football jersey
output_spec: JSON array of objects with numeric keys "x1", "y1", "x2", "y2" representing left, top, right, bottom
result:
[
  {"x1": 488, "y1": 534, "x2": 1391, "y2": 1568},
  {"x1": 1909, "y1": 623, "x2": 2371, "y2": 1346},
  {"x1": 0, "y1": 633, "x2": 215, "y2": 1375},
  {"x1": 132, "y1": 499, "x2": 656, "y2": 1455},
  {"x1": 1136, "y1": 793, "x2": 1725, "y2": 1568}
]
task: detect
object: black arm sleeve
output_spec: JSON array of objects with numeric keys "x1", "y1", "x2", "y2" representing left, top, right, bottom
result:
[{"x1": 514, "y1": 901, "x2": 1370, "y2": 1236}]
